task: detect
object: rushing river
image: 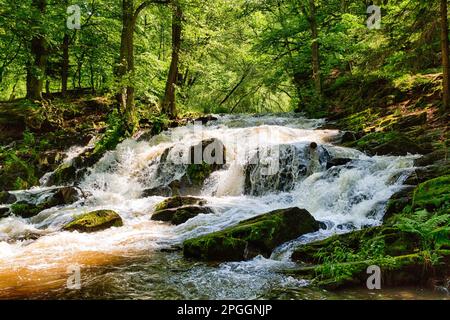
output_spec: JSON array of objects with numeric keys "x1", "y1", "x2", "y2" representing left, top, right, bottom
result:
[{"x1": 0, "y1": 114, "x2": 447, "y2": 300}]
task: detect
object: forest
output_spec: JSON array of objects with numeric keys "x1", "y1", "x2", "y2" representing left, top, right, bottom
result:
[{"x1": 0, "y1": 0, "x2": 449, "y2": 300}]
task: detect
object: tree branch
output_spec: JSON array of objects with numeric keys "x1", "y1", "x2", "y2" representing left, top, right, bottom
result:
[{"x1": 134, "y1": 0, "x2": 170, "y2": 21}]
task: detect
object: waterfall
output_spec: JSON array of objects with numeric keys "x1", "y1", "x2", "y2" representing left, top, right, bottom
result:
[{"x1": 0, "y1": 113, "x2": 419, "y2": 299}]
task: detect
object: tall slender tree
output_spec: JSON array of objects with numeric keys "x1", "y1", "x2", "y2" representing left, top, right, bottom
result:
[
  {"x1": 162, "y1": 0, "x2": 182, "y2": 118},
  {"x1": 117, "y1": 0, "x2": 169, "y2": 132},
  {"x1": 441, "y1": 0, "x2": 449, "y2": 111},
  {"x1": 26, "y1": 0, "x2": 48, "y2": 100}
]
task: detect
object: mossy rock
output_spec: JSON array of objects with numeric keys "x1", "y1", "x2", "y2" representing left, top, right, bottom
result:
[
  {"x1": 184, "y1": 138, "x2": 226, "y2": 186},
  {"x1": 152, "y1": 205, "x2": 213, "y2": 225},
  {"x1": 412, "y1": 175, "x2": 450, "y2": 211},
  {"x1": 47, "y1": 162, "x2": 77, "y2": 186},
  {"x1": 0, "y1": 191, "x2": 17, "y2": 204},
  {"x1": 154, "y1": 196, "x2": 207, "y2": 212},
  {"x1": 7, "y1": 187, "x2": 81, "y2": 219},
  {"x1": 311, "y1": 251, "x2": 450, "y2": 290},
  {"x1": 63, "y1": 210, "x2": 123, "y2": 233},
  {"x1": 352, "y1": 131, "x2": 428, "y2": 156},
  {"x1": 183, "y1": 207, "x2": 320, "y2": 262},
  {"x1": 11, "y1": 202, "x2": 45, "y2": 218},
  {"x1": 186, "y1": 162, "x2": 215, "y2": 186},
  {"x1": 384, "y1": 186, "x2": 415, "y2": 221},
  {"x1": 291, "y1": 226, "x2": 421, "y2": 264}
]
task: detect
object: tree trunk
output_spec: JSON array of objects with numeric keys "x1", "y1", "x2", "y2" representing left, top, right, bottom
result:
[
  {"x1": 441, "y1": 0, "x2": 449, "y2": 111},
  {"x1": 117, "y1": 0, "x2": 137, "y2": 131},
  {"x1": 309, "y1": 0, "x2": 321, "y2": 95},
  {"x1": 162, "y1": 2, "x2": 182, "y2": 118},
  {"x1": 26, "y1": 0, "x2": 47, "y2": 101},
  {"x1": 61, "y1": 33, "x2": 70, "y2": 97}
]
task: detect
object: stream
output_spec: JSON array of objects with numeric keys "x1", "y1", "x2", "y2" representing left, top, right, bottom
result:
[{"x1": 0, "y1": 114, "x2": 447, "y2": 300}]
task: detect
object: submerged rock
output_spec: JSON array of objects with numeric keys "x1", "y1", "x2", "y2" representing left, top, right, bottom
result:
[
  {"x1": 152, "y1": 205, "x2": 213, "y2": 225},
  {"x1": 63, "y1": 210, "x2": 123, "y2": 233},
  {"x1": 183, "y1": 207, "x2": 320, "y2": 262}
]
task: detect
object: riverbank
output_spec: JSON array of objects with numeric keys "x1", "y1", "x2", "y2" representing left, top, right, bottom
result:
[{"x1": 287, "y1": 72, "x2": 449, "y2": 291}]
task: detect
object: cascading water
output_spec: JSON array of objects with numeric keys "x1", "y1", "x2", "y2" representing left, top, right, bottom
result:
[{"x1": 0, "y1": 113, "x2": 426, "y2": 299}]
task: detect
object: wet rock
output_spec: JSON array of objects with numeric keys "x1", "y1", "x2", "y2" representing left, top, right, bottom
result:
[
  {"x1": 341, "y1": 131, "x2": 358, "y2": 143},
  {"x1": 8, "y1": 187, "x2": 82, "y2": 219},
  {"x1": 384, "y1": 186, "x2": 415, "y2": 221},
  {"x1": 11, "y1": 201, "x2": 45, "y2": 218},
  {"x1": 142, "y1": 186, "x2": 173, "y2": 197},
  {"x1": 152, "y1": 205, "x2": 213, "y2": 225},
  {"x1": 243, "y1": 143, "x2": 330, "y2": 195},
  {"x1": 45, "y1": 186, "x2": 81, "y2": 207},
  {"x1": 154, "y1": 196, "x2": 207, "y2": 212},
  {"x1": 0, "y1": 191, "x2": 17, "y2": 204},
  {"x1": 45, "y1": 147, "x2": 103, "y2": 186},
  {"x1": 0, "y1": 207, "x2": 10, "y2": 218},
  {"x1": 414, "y1": 150, "x2": 448, "y2": 167},
  {"x1": 63, "y1": 210, "x2": 123, "y2": 233},
  {"x1": 326, "y1": 158, "x2": 353, "y2": 170},
  {"x1": 372, "y1": 136, "x2": 427, "y2": 156},
  {"x1": 183, "y1": 207, "x2": 320, "y2": 262},
  {"x1": 147, "y1": 139, "x2": 227, "y2": 196},
  {"x1": 194, "y1": 115, "x2": 218, "y2": 125}
]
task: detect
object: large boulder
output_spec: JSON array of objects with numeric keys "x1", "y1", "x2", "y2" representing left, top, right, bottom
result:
[
  {"x1": 146, "y1": 139, "x2": 226, "y2": 196},
  {"x1": 183, "y1": 207, "x2": 320, "y2": 262},
  {"x1": 63, "y1": 210, "x2": 123, "y2": 233},
  {"x1": 243, "y1": 143, "x2": 331, "y2": 196}
]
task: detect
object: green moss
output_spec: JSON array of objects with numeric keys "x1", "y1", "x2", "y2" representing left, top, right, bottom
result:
[
  {"x1": 337, "y1": 108, "x2": 380, "y2": 132},
  {"x1": 413, "y1": 175, "x2": 450, "y2": 211},
  {"x1": 154, "y1": 196, "x2": 206, "y2": 212},
  {"x1": 63, "y1": 210, "x2": 123, "y2": 233},
  {"x1": 183, "y1": 207, "x2": 319, "y2": 261},
  {"x1": 50, "y1": 162, "x2": 77, "y2": 185},
  {"x1": 11, "y1": 202, "x2": 44, "y2": 218},
  {"x1": 186, "y1": 162, "x2": 214, "y2": 186}
]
